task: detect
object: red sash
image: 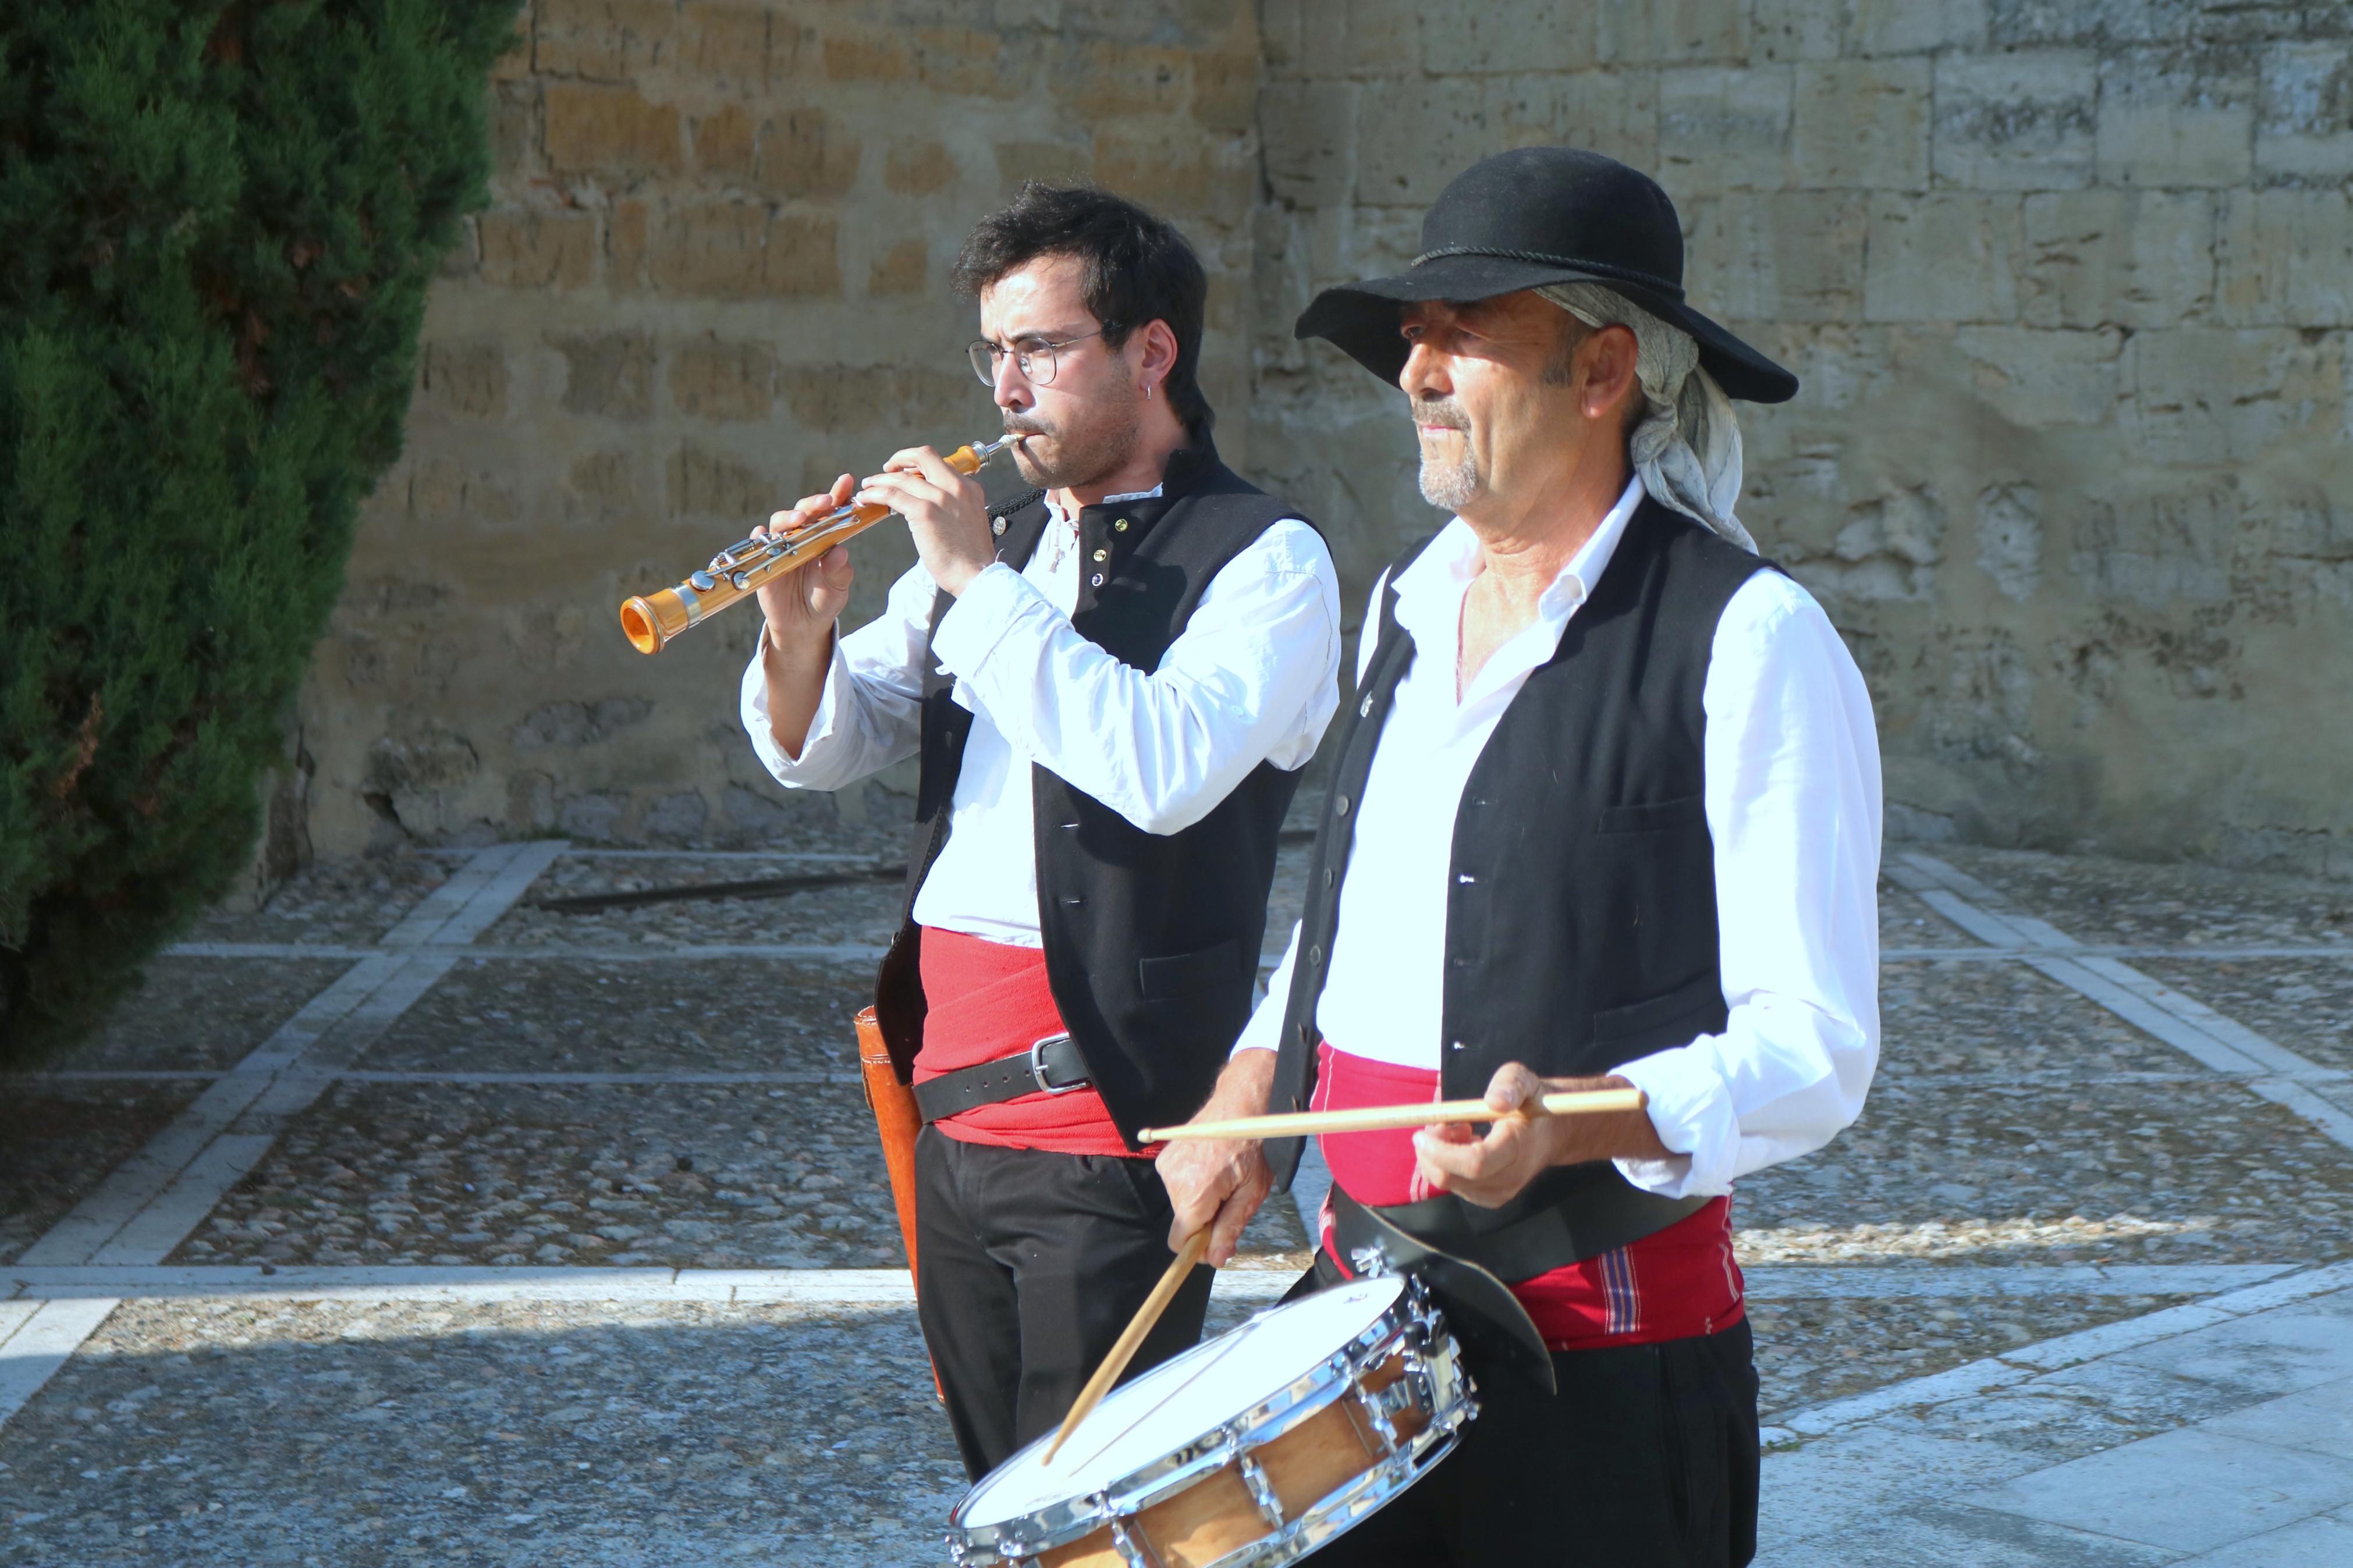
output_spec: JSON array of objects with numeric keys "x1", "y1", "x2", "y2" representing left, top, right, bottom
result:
[
  {"x1": 1314, "y1": 1041, "x2": 1743, "y2": 1349},
  {"x1": 913, "y1": 927, "x2": 1137, "y2": 1158}
]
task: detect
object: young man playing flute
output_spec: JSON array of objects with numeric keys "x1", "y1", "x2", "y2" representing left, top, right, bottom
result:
[
  {"x1": 1159, "y1": 147, "x2": 1883, "y2": 1566},
  {"x1": 741, "y1": 184, "x2": 1340, "y2": 1480}
]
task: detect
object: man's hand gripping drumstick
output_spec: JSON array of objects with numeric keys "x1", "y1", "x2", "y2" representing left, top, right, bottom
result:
[{"x1": 1159, "y1": 1055, "x2": 1680, "y2": 1219}]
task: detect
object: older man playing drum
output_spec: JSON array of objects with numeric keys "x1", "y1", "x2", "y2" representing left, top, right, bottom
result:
[{"x1": 1160, "y1": 147, "x2": 1883, "y2": 1566}]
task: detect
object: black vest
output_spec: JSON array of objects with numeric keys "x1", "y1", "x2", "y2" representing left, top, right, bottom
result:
[
  {"x1": 1269, "y1": 500, "x2": 1773, "y2": 1256},
  {"x1": 874, "y1": 440, "x2": 1315, "y2": 1147}
]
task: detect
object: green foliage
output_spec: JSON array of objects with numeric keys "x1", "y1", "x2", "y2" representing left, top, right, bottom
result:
[{"x1": 0, "y1": 1, "x2": 521, "y2": 1059}]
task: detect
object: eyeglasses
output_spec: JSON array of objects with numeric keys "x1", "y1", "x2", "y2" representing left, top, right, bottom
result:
[{"x1": 968, "y1": 330, "x2": 1103, "y2": 387}]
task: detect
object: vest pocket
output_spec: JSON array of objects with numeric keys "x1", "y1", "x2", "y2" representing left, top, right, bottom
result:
[
  {"x1": 1137, "y1": 937, "x2": 1241, "y2": 1000},
  {"x1": 1591, "y1": 970, "x2": 1725, "y2": 1047},
  {"x1": 1595, "y1": 792, "x2": 1706, "y2": 834}
]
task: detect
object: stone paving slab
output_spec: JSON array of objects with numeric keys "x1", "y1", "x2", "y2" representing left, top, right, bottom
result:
[
  {"x1": 2136, "y1": 957, "x2": 2353, "y2": 1078},
  {"x1": 1935, "y1": 847, "x2": 2353, "y2": 953},
  {"x1": 1973, "y1": 1425, "x2": 2353, "y2": 1555},
  {"x1": 0, "y1": 1083, "x2": 211, "y2": 1266},
  {"x1": 1755, "y1": 1277, "x2": 2353, "y2": 1565},
  {"x1": 357, "y1": 957, "x2": 872, "y2": 1073}
]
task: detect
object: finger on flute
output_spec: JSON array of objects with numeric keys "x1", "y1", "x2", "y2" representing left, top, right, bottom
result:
[{"x1": 1139, "y1": 1086, "x2": 1648, "y2": 1144}]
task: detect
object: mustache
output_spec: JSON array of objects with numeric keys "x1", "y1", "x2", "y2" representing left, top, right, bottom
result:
[
  {"x1": 1411, "y1": 396, "x2": 1468, "y2": 431},
  {"x1": 1002, "y1": 416, "x2": 1053, "y2": 438}
]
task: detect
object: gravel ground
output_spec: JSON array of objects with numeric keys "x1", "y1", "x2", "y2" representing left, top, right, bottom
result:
[
  {"x1": 0, "y1": 1297, "x2": 963, "y2": 1568},
  {"x1": 49, "y1": 958, "x2": 357, "y2": 1073},
  {"x1": 1934, "y1": 844, "x2": 2353, "y2": 950},
  {"x1": 2136, "y1": 955, "x2": 2353, "y2": 1075},
  {"x1": 1875, "y1": 959, "x2": 2190, "y2": 1080},
  {"x1": 482, "y1": 877, "x2": 904, "y2": 954},
  {"x1": 180, "y1": 852, "x2": 455, "y2": 948},
  {"x1": 0, "y1": 1287, "x2": 2213, "y2": 1567},
  {"x1": 173, "y1": 1080, "x2": 906, "y2": 1271},
  {"x1": 171, "y1": 1080, "x2": 1312, "y2": 1275},
  {"x1": 1747, "y1": 1292, "x2": 2199, "y2": 1418},
  {"x1": 359, "y1": 958, "x2": 873, "y2": 1075},
  {"x1": 1735, "y1": 1073, "x2": 2353, "y2": 1266},
  {"x1": 0, "y1": 1082, "x2": 208, "y2": 1264}
]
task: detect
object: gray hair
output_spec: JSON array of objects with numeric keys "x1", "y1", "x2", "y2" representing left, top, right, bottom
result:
[{"x1": 1535, "y1": 282, "x2": 1755, "y2": 553}]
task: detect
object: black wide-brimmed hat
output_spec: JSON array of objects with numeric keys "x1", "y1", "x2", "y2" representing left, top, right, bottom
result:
[{"x1": 1295, "y1": 147, "x2": 1798, "y2": 404}]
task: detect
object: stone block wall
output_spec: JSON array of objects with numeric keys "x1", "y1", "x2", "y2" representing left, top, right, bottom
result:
[
  {"x1": 304, "y1": 1, "x2": 2352, "y2": 879},
  {"x1": 304, "y1": 0, "x2": 1262, "y2": 855},
  {"x1": 1250, "y1": 1, "x2": 2353, "y2": 876}
]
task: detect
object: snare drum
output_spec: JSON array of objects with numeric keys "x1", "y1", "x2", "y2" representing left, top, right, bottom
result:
[{"x1": 947, "y1": 1275, "x2": 1475, "y2": 1566}]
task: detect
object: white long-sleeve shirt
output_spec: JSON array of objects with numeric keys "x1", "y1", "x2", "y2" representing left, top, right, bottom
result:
[
  {"x1": 741, "y1": 489, "x2": 1343, "y2": 945},
  {"x1": 1235, "y1": 475, "x2": 1882, "y2": 1200}
]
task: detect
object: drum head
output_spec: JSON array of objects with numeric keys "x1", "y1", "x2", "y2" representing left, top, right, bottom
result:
[{"x1": 958, "y1": 1276, "x2": 1406, "y2": 1528}]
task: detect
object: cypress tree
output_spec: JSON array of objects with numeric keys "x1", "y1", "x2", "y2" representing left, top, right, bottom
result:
[{"x1": 0, "y1": 1, "x2": 522, "y2": 1059}]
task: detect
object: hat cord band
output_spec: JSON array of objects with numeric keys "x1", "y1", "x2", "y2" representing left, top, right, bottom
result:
[{"x1": 1409, "y1": 246, "x2": 1686, "y2": 301}]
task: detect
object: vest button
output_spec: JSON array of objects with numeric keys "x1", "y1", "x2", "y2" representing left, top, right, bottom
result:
[
  {"x1": 1360, "y1": 695, "x2": 1373, "y2": 718},
  {"x1": 1090, "y1": 573, "x2": 1104, "y2": 587},
  {"x1": 1449, "y1": 1040, "x2": 1465, "y2": 1051},
  {"x1": 1335, "y1": 794, "x2": 1351, "y2": 816},
  {"x1": 1092, "y1": 547, "x2": 1108, "y2": 563},
  {"x1": 1322, "y1": 868, "x2": 1333, "y2": 890},
  {"x1": 1308, "y1": 945, "x2": 1323, "y2": 967},
  {"x1": 1114, "y1": 518, "x2": 1129, "y2": 532},
  {"x1": 991, "y1": 516, "x2": 1007, "y2": 536}
]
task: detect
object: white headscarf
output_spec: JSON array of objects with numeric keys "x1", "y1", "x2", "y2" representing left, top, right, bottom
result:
[{"x1": 1534, "y1": 282, "x2": 1755, "y2": 553}]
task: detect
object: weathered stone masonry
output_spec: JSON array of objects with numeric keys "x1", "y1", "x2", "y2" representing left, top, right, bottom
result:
[{"x1": 299, "y1": 1, "x2": 2353, "y2": 880}]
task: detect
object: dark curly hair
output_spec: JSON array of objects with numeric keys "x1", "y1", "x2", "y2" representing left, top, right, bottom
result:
[{"x1": 952, "y1": 182, "x2": 1213, "y2": 432}]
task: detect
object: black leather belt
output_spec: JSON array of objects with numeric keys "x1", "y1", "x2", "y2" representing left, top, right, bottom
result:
[{"x1": 913, "y1": 1033, "x2": 1092, "y2": 1123}]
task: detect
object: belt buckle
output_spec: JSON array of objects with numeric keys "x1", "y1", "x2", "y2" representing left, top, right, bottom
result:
[{"x1": 1028, "y1": 1032, "x2": 1084, "y2": 1096}]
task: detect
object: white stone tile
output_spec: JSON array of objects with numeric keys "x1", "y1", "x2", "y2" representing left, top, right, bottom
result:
[
  {"x1": 1761, "y1": 1497, "x2": 2189, "y2": 1567},
  {"x1": 1761, "y1": 1428, "x2": 2044, "y2": 1548},
  {"x1": 2174, "y1": 1513, "x2": 2353, "y2": 1566},
  {"x1": 2201, "y1": 1378, "x2": 2353, "y2": 1463},
  {"x1": 2116, "y1": 1303, "x2": 2353, "y2": 1400},
  {"x1": 1972, "y1": 1428, "x2": 2353, "y2": 1553}
]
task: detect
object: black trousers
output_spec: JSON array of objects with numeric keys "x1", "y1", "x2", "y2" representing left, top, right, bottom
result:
[
  {"x1": 913, "y1": 1126, "x2": 1214, "y2": 1480},
  {"x1": 1305, "y1": 1261, "x2": 1761, "y2": 1567}
]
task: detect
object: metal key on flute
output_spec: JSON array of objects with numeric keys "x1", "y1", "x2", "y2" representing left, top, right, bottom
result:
[{"x1": 618, "y1": 432, "x2": 1018, "y2": 655}]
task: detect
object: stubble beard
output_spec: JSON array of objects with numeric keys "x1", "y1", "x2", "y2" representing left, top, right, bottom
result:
[
  {"x1": 1007, "y1": 381, "x2": 1144, "y2": 493},
  {"x1": 1415, "y1": 397, "x2": 1480, "y2": 511}
]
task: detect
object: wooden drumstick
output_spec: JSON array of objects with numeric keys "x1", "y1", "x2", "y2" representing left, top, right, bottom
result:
[
  {"x1": 1138, "y1": 1086, "x2": 1646, "y2": 1145},
  {"x1": 1043, "y1": 1227, "x2": 1212, "y2": 1467}
]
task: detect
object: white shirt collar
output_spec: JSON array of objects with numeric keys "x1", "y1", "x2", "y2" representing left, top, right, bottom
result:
[{"x1": 1391, "y1": 473, "x2": 1648, "y2": 649}]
